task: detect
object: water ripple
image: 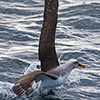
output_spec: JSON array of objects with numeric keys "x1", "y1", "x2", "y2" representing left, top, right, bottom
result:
[{"x1": 0, "y1": 0, "x2": 100, "y2": 100}]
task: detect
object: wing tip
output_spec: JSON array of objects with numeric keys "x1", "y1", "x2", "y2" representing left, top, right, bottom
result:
[{"x1": 12, "y1": 83, "x2": 26, "y2": 97}]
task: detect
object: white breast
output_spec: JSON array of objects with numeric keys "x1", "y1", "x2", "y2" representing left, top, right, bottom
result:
[{"x1": 40, "y1": 73, "x2": 70, "y2": 88}]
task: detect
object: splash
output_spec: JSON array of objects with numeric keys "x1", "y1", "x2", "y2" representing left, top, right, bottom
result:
[
  {"x1": 66, "y1": 69, "x2": 81, "y2": 87},
  {"x1": 24, "y1": 61, "x2": 40, "y2": 75}
]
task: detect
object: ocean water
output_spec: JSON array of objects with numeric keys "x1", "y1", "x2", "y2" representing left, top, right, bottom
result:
[{"x1": 0, "y1": 0, "x2": 100, "y2": 100}]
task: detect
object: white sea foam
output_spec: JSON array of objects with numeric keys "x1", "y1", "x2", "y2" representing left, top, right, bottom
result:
[{"x1": 0, "y1": 81, "x2": 16, "y2": 97}]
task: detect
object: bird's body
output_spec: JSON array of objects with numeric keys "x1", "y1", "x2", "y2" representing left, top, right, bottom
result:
[
  {"x1": 40, "y1": 73, "x2": 69, "y2": 88},
  {"x1": 36, "y1": 60, "x2": 72, "y2": 89},
  {"x1": 25, "y1": 71, "x2": 69, "y2": 95}
]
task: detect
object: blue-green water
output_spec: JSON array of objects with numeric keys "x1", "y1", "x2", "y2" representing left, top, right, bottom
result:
[{"x1": 0, "y1": 0, "x2": 100, "y2": 100}]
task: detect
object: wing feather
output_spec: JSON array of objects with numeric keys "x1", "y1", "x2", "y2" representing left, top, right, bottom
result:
[
  {"x1": 39, "y1": 0, "x2": 59, "y2": 72},
  {"x1": 12, "y1": 70, "x2": 58, "y2": 97}
]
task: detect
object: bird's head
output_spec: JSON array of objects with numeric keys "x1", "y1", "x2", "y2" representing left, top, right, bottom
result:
[{"x1": 67, "y1": 59, "x2": 86, "y2": 69}]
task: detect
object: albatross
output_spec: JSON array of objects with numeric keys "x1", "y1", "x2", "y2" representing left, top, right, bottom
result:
[{"x1": 12, "y1": 0, "x2": 86, "y2": 97}]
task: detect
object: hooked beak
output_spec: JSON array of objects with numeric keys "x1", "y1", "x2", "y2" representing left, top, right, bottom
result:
[{"x1": 78, "y1": 62, "x2": 86, "y2": 68}]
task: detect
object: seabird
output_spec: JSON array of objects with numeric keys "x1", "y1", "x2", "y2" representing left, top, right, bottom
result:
[{"x1": 12, "y1": 0, "x2": 86, "y2": 97}]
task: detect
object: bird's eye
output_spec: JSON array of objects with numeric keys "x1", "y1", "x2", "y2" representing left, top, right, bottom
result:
[{"x1": 74, "y1": 61, "x2": 78, "y2": 64}]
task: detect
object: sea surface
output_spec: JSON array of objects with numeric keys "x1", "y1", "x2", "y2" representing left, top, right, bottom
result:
[{"x1": 0, "y1": 0, "x2": 100, "y2": 100}]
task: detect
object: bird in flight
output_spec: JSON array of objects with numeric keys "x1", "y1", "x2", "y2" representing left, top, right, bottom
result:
[{"x1": 12, "y1": 0, "x2": 86, "y2": 97}]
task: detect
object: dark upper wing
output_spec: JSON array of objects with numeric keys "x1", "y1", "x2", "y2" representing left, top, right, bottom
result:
[
  {"x1": 12, "y1": 70, "x2": 58, "y2": 97},
  {"x1": 12, "y1": 70, "x2": 44, "y2": 97},
  {"x1": 39, "y1": 0, "x2": 59, "y2": 72}
]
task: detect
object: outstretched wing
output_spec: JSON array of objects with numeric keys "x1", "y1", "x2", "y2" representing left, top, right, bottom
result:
[
  {"x1": 12, "y1": 70, "x2": 58, "y2": 97},
  {"x1": 12, "y1": 71, "x2": 44, "y2": 97},
  {"x1": 39, "y1": 0, "x2": 59, "y2": 72}
]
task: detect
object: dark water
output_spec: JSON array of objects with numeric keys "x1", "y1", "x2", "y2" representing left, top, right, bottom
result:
[{"x1": 0, "y1": 0, "x2": 100, "y2": 100}]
